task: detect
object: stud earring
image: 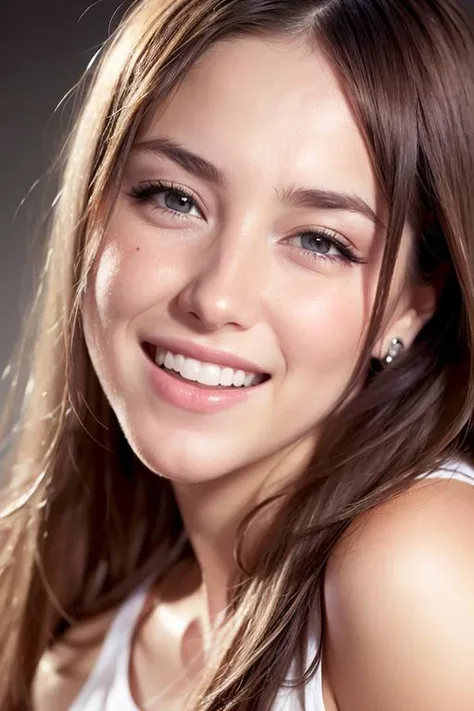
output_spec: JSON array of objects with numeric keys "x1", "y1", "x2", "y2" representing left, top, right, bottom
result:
[{"x1": 381, "y1": 337, "x2": 405, "y2": 367}]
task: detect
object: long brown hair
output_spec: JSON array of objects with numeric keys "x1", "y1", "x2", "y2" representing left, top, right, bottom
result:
[{"x1": 1, "y1": 1, "x2": 474, "y2": 709}]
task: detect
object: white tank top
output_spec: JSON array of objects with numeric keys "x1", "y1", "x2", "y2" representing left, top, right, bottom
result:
[{"x1": 69, "y1": 458, "x2": 474, "y2": 711}]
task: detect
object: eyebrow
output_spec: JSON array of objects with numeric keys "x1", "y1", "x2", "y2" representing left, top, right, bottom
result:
[
  {"x1": 134, "y1": 137, "x2": 226, "y2": 187},
  {"x1": 133, "y1": 136, "x2": 380, "y2": 226}
]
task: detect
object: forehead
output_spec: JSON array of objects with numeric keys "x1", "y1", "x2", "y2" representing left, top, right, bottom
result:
[{"x1": 140, "y1": 35, "x2": 379, "y2": 210}]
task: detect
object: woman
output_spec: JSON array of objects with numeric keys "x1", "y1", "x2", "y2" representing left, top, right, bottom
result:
[{"x1": 1, "y1": 0, "x2": 474, "y2": 709}]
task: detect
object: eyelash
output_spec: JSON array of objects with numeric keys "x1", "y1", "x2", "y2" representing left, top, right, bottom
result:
[{"x1": 128, "y1": 180, "x2": 366, "y2": 266}]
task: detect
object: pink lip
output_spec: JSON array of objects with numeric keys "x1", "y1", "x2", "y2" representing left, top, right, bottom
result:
[
  {"x1": 142, "y1": 336, "x2": 268, "y2": 376},
  {"x1": 142, "y1": 346, "x2": 267, "y2": 414}
]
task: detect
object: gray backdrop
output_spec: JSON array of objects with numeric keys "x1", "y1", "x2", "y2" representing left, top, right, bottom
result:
[
  {"x1": 1, "y1": 0, "x2": 132, "y2": 409},
  {"x1": 1, "y1": 0, "x2": 473, "y2": 411}
]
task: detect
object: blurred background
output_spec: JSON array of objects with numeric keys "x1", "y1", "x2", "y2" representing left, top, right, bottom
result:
[
  {"x1": 0, "y1": 0, "x2": 134, "y2": 414},
  {"x1": 1, "y1": 0, "x2": 473, "y2": 417}
]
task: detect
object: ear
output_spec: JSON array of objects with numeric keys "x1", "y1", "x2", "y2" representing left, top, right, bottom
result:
[{"x1": 371, "y1": 279, "x2": 437, "y2": 361}]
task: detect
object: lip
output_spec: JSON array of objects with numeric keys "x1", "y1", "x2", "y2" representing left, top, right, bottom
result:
[
  {"x1": 142, "y1": 336, "x2": 269, "y2": 376},
  {"x1": 141, "y1": 344, "x2": 268, "y2": 414}
]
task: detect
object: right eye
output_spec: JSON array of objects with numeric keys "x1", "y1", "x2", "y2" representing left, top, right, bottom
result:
[{"x1": 129, "y1": 180, "x2": 203, "y2": 219}]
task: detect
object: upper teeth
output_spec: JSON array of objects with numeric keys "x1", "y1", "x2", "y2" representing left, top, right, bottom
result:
[{"x1": 155, "y1": 349, "x2": 262, "y2": 388}]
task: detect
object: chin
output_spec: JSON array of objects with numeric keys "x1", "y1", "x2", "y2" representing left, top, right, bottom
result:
[
  {"x1": 141, "y1": 452, "x2": 238, "y2": 486},
  {"x1": 123, "y1": 423, "x2": 246, "y2": 486}
]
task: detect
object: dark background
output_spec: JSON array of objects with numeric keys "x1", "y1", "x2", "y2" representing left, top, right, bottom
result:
[
  {"x1": 0, "y1": 1, "x2": 133, "y2": 409},
  {"x1": 1, "y1": 0, "x2": 473, "y2": 410}
]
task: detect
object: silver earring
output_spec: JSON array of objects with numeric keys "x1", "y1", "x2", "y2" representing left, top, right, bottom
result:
[{"x1": 381, "y1": 337, "x2": 404, "y2": 366}]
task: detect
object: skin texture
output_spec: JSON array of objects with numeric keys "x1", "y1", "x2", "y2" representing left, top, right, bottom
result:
[
  {"x1": 81, "y1": 35, "x2": 433, "y2": 612},
  {"x1": 83, "y1": 36, "x2": 424, "y2": 491},
  {"x1": 34, "y1": 36, "x2": 474, "y2": 711}
]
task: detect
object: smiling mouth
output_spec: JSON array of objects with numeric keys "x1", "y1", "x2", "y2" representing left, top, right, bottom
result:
[{"x1": 141, "y1": 342, "x2": 271, "y2": 390}]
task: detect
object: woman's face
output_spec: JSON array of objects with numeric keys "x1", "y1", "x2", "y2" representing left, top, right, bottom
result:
[{"x1": 82, "y1": 36, "x2": 415, "y2": 484}]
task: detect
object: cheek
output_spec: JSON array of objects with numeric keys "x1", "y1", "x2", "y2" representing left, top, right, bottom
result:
[
  {"x1": 89, "y1": 238, "x2": 171, "y2": 326},
  {"x1": 91, "y1": 242, "x2": 122, "y2": 323},
  {"x1": 280, "y1": 275, "x2": 373, "y2": 379},
  {"x1": 82, "y1": 240, "x2": 146, "y2": 367}
]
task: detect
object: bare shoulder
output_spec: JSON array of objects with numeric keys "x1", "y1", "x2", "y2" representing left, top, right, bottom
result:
[
  {"x1": 32, "y1": 606, "x2": 118, "y2": 711},
  {"x1": 327, "y1": 474, "x2": 474, "y2": 572},
  {"x1": 323, "y1": 476, "x2": 474, "y2": 711}
]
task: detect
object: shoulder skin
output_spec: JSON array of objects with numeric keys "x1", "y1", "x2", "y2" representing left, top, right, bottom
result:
[{"x1": 323, "y1": 477, "x2": 474, "y2": 710}]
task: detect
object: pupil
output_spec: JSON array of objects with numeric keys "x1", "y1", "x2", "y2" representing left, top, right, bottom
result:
[
  {"x1": 166, "y1": 191, "x2": 191, "y2": 213},
  {"x1": 302, "y1": 234, "x2": 330, "y2": 254}
]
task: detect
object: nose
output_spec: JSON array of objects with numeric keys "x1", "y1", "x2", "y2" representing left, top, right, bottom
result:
[{"x1": 176, "y1": 225, "x2": 264, "y2": 332}]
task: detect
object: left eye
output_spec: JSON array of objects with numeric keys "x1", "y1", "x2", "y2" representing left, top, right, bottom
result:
[
  {"x1": 129, "y1": 182, "x2": 202, "y2": 218},
  {"x1": 287, "y1": 229, "x2": 362, "y2": 264}
]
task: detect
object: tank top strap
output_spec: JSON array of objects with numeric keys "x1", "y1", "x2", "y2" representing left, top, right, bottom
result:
[
  {"x1": 422, "y1": 457, "x2": 474, "y2": 486},
  {"x1": 69, "y1": 578, "x2": 152, "y2": 711}
]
